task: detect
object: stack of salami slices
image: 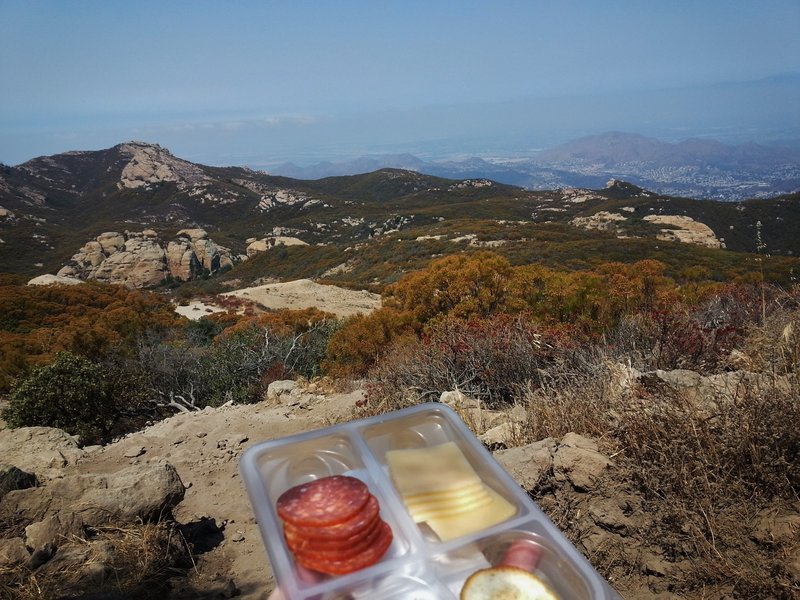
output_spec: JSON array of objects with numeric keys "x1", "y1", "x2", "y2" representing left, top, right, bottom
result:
[{"x1": 277, "y1": 475, "x2": 393, "y2": 576}]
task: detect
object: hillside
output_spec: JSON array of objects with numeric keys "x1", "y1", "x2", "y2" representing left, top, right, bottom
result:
[
  {"x1": 2, "y1": 142, "x2": 800, "y2": 291},
  {"x1": 2, "y1": 304, "x2": 798, "y2": 599}
]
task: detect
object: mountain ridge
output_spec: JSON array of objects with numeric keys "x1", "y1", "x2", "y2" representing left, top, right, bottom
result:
[
  {"x1": 262, "y1": 131, "x2": 800, "y2": 200},
  {"x1": 2, "y1": 141, "x2": 800, "y2": 289}
]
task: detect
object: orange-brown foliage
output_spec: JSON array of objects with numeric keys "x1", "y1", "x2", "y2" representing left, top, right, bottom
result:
[
  {"x1": 215, "y1": 307, "x2": 334, "y2": 340},
  {"x1": 0, "y1": 281, "x2": 179, "y2": 391},
  {"x1": 324, "y1": 308, "x2": 418, "y2": 378}
]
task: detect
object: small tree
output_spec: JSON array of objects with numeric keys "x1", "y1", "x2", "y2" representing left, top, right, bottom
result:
[{"x1": 2, "y1": 352, "x2": 117, "y2": 444}]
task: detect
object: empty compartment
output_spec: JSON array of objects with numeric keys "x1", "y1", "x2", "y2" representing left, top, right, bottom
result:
[
  {"x1": 320, "y1": 565, "x2": 456, "y2": 600},
  {"x1": 250, "y1": 433, "x2": 366, "y2": 504}
]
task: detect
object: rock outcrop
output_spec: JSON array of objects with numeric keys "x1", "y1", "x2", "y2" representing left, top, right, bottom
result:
[
  {"x1": 245, "y1": 236, "x2": 308, "y2": 257},
  {"x1": 117, "y1": 142, "x2": 210, "y2": 190},
  {"x1": 642, "y1": 214, "x2": 723, "y2": 248},
  {"x1": 3, "y1": 462, "x2": 185, "y2": 525},
  {"x1": 0, "y1": 463, "x2": 185, "y2": 571},
  {"x1": 0, "y1": 427, "x2": 86, "y2": 482},
  {"x1": 27, "y1": 274, "x2": 83, "y2": 286},
  {"x1": 56, "y1": 229, "x2": 236, "y2": 288}
]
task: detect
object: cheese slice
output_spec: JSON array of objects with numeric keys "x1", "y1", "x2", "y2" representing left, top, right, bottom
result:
[
  {"x1": 404, "y1": 484, "x2": 489, "y2": 513},
  {"x1": 386, "y1": 441, "x2": 482, "y2": 496},
  {"x1": 426, "y1": 488, "x2": 517, "y2": 542},
  {"x1": 403, "y1": 481, "x2": 485, "y2": 503},
  {"x1": 408, "y1": 488, "x2": 493, "y2": 523}
]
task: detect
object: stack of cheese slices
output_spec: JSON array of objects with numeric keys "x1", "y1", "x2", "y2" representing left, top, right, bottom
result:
[{"x1": 386, "y1": 441, "x2": 516, "y2": 542}]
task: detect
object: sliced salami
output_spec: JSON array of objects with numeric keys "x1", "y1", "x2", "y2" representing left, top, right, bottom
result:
[
  {"x1": 293, "y1": 521, "x2": 394, "y2": 576},
  {"x1": 285, "y1": 514, "x2": 381, "y2": 554},
  {"x1": 288, "y1": 518, "x2": 384, "y2": 561},
  {"x1": 284, "y1": 494, "x2": 380, "y2": 541},
  {"x1": 277, "y1": 475, "x2": 370, "y2": 528}
]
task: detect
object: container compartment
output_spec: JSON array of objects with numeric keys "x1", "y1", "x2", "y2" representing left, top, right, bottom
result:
[
  {"x1": 241, "y1": 431, "x2": 415, "y2": 598},
  {"x1": 248, "y1": 433, "x2": 367, "y2": 504},
  {"x1": 438, "y1": 528, "x2": 603, "y2": 599},
  {"x1": 320, "y1": 565, "x2": 456, "y2": 600},
  {"x1": 360, "y1": 406, "x2": 528, "y2": 544}
]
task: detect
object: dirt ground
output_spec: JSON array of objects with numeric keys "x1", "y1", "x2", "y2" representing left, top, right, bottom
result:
[{"x1": 72, "y1": 388, "x2": 366, "y2": 599}]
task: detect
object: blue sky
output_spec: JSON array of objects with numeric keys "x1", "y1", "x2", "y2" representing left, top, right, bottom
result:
[{"x1": 2, "y1": 0, "x2": 799, "y2": 165}]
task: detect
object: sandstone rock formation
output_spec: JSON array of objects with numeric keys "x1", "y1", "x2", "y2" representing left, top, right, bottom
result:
[
  {"x1": 56, "y1": 229, "x2": 236, "y2": 288},
  {"x1": 224, "y1": 279, "x2": 381, "y2": 318},
  {"x1": 117, "y1": 142, "x2": 210, "y2": 190},
  {"x1": 3, "y1": 462, "x2": 185, "y2": 525},
  {"x1": 27, "y1": 274, "x2": 83, "y2": 286},
  {"x1": 570, "y1": 211, "x2": 628, "y2": 232},
  {"x1": 0, "y1": 426, "x2": 86, "y2": 482},
  {"x1": 245, "y1": 236, "x2": 308, "y2": 257},
  {"x1": 643, "y1": 214, "x2": 723, "y2": 248}
]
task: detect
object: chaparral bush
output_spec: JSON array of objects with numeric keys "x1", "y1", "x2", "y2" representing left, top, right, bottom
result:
[{"x1": 2, "y1": 352, "x2": 123, "y2": 444}]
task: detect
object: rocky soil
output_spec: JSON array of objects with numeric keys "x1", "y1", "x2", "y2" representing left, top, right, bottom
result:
[{"x1": 2, "y1": 373, "x2": 798, "y2": 599}]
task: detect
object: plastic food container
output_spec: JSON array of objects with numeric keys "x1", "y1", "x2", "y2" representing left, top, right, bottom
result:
[{"x1": 240, "y1": 402, "x2": 620, "y2": 599}]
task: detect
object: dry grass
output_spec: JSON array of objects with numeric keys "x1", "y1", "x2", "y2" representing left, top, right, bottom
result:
[
  {"x1": 0, "y1": 522, "x2": 192, "y2": 600},
  {"x1": 362, "y1": 303, "x2": 800, "y2": 597},
  {"x1": 521, "y1": 330, "x2": 800, "y2": 597}
]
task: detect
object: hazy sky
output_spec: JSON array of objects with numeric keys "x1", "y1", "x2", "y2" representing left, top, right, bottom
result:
[{"x1": 2, "y1": 0, "x2": 799, "y2": 165}]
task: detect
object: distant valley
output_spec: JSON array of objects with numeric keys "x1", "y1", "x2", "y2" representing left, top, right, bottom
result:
[{"x1": 266, "y1": 131, "x2": 800, "y2": 201}]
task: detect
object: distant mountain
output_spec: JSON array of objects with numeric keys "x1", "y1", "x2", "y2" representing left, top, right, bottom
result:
[
  {"x1": 270, "y1": 154, "x2": 428, "y2": 179},
  {"x1": 534, "y1": 131, "x2": 800, "y2": 169},
  {"x1": 264, "y1": 132, "x2": 800, "y2": 201}
]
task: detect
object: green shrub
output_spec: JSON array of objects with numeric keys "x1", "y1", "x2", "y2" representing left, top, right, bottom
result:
[{"x1": 2, "y1": 352, "x2": 119, "y2": 444}]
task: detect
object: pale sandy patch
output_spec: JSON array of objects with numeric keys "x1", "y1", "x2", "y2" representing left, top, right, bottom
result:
[{"x1": 224, "y1": 279, "x2": 381, "y2": 318}]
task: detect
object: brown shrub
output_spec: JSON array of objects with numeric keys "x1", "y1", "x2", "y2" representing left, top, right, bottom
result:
[
  {"x1": 366, "y1": 313, "x2": 556, "y2": 410},
  {"x1": 514, "y1": 344, "x2": 800, "y2": 598},
  {"x1": 323, "y1": 308, "x2": 418, "y2": 378}
]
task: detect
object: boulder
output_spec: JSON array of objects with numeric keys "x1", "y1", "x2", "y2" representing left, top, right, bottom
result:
[
  {"x1": 267, "y1": 380, "x2": 298, "y2": 403},
  {"x1": 560, "y1": 432, "x2": 599, "y2": 452},
  {"x1": 25, "y1": 512, "x2": 85, "y2": 554},
  {"x1": 96, "y1": 232, "x2": 125, "y2": 254},
  {"x1": 439, "y1": 390, "x2": 481, "y2": 410},
  {"x1": 90, "y1": 235, "x2": 168, "y2": 287},
  {"x1": 3, "y1": 462, "x2": 185, "y2": 525},
  {"x1": 553, "y1": 433, "x2": 611, "y2": 491},
  {"x1": 27, "y1": 274, "x2": 84, "y2": 286},
  {"x1": 34, "y1": 538, "x2": 116, "y2": 585},
  {"x1": 166, "y1": 240, "x2": 200, "y2": 280},
  {"x1": 460, "y1": 407, "x2": 505, "y2": 433},
  {"x1": 176, "y1": 228, "x2": 209, "y2": 241},
  {"x1": 479, "y1": 422, "x2": 517, "y2": 448},
  {"x1": 0, "y1": 537, "x2": 30, "y2": 568},
  {"x1": 493, "y1": 438, "x2": 556, "y2": 491},
  {"x1": 246, "y1": 236, "x2": 309, "y2": 257},
  {"x1": 0, "y1": 427, "x2": 86, "y2": 481},
  {"x1": 0, "y1": 464, "x2": 37, "y2": 499}
]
